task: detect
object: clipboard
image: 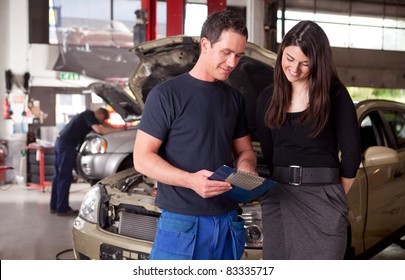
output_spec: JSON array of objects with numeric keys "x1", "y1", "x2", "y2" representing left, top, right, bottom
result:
[{"x1": 209, "y1": 165, "x2": 276, "y2": 203}]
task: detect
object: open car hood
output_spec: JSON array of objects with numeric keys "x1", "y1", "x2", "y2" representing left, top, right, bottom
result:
[
  {"x1": 128, "y1": 35, "x2": 277, "y2": 139},
  {"x1": 87, "y1": 82, "x2": 142, "y2": 122}
]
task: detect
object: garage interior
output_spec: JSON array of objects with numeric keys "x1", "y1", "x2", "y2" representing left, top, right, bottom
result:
[{"x1": 1, "y1": 0, "x2": 405, "y2": 260}]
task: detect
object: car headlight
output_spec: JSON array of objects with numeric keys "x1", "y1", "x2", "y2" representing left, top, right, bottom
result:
[
  {"x1": 241, "y1": 204, "x2": 263, "y2": 248},
  {"x1": 80, "y1": 137, "x2": 107, "y2": 154},
  {"x1": 79, "y1": 185, "x2": 101, "y2": 224}
]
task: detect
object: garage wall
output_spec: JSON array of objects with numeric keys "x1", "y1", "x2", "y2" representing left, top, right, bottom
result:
[
  {"x1": 0, "y1": 0, "x2": 11, "y2": 138},
  {"x1": 0, "y1": 0, "x2": 28, "y2": 139},
  {"x1": 334, "y1": 47, "x2": 405, "y2": 89}
]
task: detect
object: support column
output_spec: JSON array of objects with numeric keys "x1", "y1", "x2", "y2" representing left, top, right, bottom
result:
[
  {"x1": 207, "y1": 0, "x2": 226, "y2": 15},
  {"x1": 142, "y1": 0, "x2": 157, "y2": 41},
  {"x1": 246, "y1": 0, "x2": 265, "y2": 46},
  {"x1": 264, "y1": 0, "x2": 278, "y2": 51},
  {"x1": 166, "y1": 0, "x2": 185, "y2": 36}
]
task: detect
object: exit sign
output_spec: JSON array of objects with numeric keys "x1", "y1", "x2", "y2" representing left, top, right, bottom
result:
[{"x1": 59, "y1": 72, "x2": 80, "y2": 80}]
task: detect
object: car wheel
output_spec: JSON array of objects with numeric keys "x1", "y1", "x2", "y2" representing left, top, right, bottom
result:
[{"x1": 117, "y1": 156, "x2": 133, "y2": 172}]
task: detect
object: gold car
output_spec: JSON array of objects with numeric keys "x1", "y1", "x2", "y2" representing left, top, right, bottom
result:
[
  {"x1": 347, "y1": 99, "x2": 405, "y2": 259},
  {"x1": 72, "y1": 36, "x2": 405, "y2": 260}
]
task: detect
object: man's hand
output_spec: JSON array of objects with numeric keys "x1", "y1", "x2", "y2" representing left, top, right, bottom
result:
[
  {"x1": 188, "y1": 170, "x2": 232, "y2": 198},
  {"x1": 91, "y1": 123, "x2": 125, "y2": 135}
]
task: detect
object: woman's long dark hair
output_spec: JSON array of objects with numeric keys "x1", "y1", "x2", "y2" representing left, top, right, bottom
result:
[{"x1": 265, "y1": 21, "x2": 341, "y2": 137}]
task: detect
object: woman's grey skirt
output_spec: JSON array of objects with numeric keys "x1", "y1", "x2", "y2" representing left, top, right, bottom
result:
[{"x1": 261, "y1": 183, "x2": 349, "y2": 260}]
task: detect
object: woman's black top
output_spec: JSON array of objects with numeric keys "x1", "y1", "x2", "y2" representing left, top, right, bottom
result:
[{"x1": 256, "y1": 83, "x2": 361, "y2": 179}]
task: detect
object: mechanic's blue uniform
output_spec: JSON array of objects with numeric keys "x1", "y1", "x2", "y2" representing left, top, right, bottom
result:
[
  {"x1": 139, "y1": 73, "x2": 249, "y2": 260},
  {"x1": 50, "y1": 110, "x2": 99, "y2": 213}
]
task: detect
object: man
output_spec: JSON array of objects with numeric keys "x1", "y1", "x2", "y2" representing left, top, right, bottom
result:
[
  {"x1": 51, "y1": 108, "x2": 123, "y2": 216},
  {"x1": 133, "y1": 10, "x2": 256, "y2": 260}
]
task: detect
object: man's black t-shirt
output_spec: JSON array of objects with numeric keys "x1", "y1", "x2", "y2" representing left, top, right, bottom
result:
[
  {"x1": 59, "y1": 110, "x2": 99, "y2": 147},
  {"x1": 139, "y1": 73, "x2": 249, "y2": 216}
]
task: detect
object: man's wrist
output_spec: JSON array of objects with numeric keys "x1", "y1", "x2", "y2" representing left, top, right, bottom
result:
[{"x1": 237, "y1": 159, "x2": 257, "y2": 174}]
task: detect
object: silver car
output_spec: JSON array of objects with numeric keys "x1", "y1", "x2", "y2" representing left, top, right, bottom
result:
[{"x1": 76, "y1": 83, "x2": 141, "y2": 185}]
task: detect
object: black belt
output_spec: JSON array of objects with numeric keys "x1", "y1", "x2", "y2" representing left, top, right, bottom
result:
[{"x1": 272, "y1": 166, "x2": 340, "y2": 186}]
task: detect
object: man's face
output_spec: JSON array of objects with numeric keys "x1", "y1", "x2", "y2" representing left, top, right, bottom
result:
[{"x1": 201, "y1": 30, "x2": 246, "y2": 82}]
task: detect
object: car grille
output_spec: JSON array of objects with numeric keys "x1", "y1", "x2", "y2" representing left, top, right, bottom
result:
[
  {"x1": 100, "y1": 243, "x2": 150, "y2": 260},
  {"x1": 118, "y1": 211, "x2": 157, "y2": 242}
]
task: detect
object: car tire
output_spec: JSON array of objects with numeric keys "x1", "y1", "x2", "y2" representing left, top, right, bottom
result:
[{"x1": 117, "y1": 156, "x2": 133, "y2": 172}]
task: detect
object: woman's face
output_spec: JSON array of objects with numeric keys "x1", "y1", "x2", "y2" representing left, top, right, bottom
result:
[{"x1": 281, "y1": 45, "x2": 311, "y2": 84}]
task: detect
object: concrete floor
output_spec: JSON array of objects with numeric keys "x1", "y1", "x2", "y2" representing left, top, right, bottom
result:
[
  {"x1": 0, "y1": 181, "x2": 404, "y2": 260},
  {"x1": 0, "y1": 182, "x2": 88, "y2": 260}
]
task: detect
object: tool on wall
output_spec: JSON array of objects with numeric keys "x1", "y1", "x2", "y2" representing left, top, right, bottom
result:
[
  {"x1": 3, "y1": 70, "x2": 14, "y2": 120},
  {"x1": 21, "y1": 72, "x2": 31, "y2": 124}
]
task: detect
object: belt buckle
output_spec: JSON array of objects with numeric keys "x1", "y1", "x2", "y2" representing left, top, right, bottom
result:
[{"x1": 289, "y1": 165, "x2": 302, "y2": 186}]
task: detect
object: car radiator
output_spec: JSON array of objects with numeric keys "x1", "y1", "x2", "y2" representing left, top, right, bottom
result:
[{"x1": 118, "y1": 211, "x2": 158, "y2": 242}]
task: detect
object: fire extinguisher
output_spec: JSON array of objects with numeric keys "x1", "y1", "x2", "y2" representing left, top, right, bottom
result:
[{"x1": 3, "y1": 98, "x2": 12, "y2": 120}]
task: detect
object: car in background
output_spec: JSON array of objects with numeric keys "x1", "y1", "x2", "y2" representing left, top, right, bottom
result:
[
  {"x1": 72, "y1": 35, "x2": 405, "y2": 260},
  {"x1": 76, "y1": 82, "x2": 141, "y2": 186}
]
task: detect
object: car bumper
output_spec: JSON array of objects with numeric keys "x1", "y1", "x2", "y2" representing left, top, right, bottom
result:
[
  {"x1": 72, "y1": 216, "x2": 153, "y2": 260},
  {"x1": 76, "y1": 153, "x2": 129, "y2": 181},
  {"x1": 72, "y1": 216, "x2": 262, "y2": 260}
]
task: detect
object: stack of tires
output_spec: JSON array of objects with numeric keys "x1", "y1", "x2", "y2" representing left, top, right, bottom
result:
[
  {"x1": 0, "y1": 140, "x2": 9, "y2": 185},
  {"x1": 27, "y1": 148, "x2": 55, "y2": 184}
]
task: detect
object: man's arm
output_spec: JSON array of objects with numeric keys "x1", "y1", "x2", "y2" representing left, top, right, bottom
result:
[
  {"x1": 91, "y1": 124, "x2": 125, "y2": 135},
  {"x1": 233, "y1": 135, "x2": 257, "y2": 174},
  {"x1": 133, "y1": 130, "x2": 232, "y2": 198}
]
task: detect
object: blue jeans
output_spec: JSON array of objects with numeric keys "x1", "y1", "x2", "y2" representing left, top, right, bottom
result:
[
  {"x1": 50, "y1": 138, "x2": 77, "y2": 213},
  {"x1": 150, "y1": 210, "x2": 245, "y2": 260}
]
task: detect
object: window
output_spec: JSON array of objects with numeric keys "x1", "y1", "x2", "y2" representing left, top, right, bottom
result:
[
  {"x1": 382, "y1": 110, "x2": 405, "y2": 150},
  {"x1": 360, "y1": 115, "x2": 378, "y2": 153},
  {"x1": 55, "y1": 94, "x2": 86, "y2": 131},
  {"x1": 359, "y1": 112, "x2": 388, "y2": 153},
  {"x1": 277, "y1": 10, "x2": 405, "y2": 51},
  {"x1": 185, "y1": 3, "x2": 208, "y2": 36},
  {"x1": 49, "y1": 0, "x2": 167, "y2": 45}
]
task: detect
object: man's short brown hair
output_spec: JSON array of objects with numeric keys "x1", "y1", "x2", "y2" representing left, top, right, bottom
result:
[{"x1": 95, "y1": 107, "x2": 109, "y2": 121}]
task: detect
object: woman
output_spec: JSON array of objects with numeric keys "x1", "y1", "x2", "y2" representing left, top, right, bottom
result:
[{"x1": 256, "y1": 21, "x2": 361, "y2": 259}]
